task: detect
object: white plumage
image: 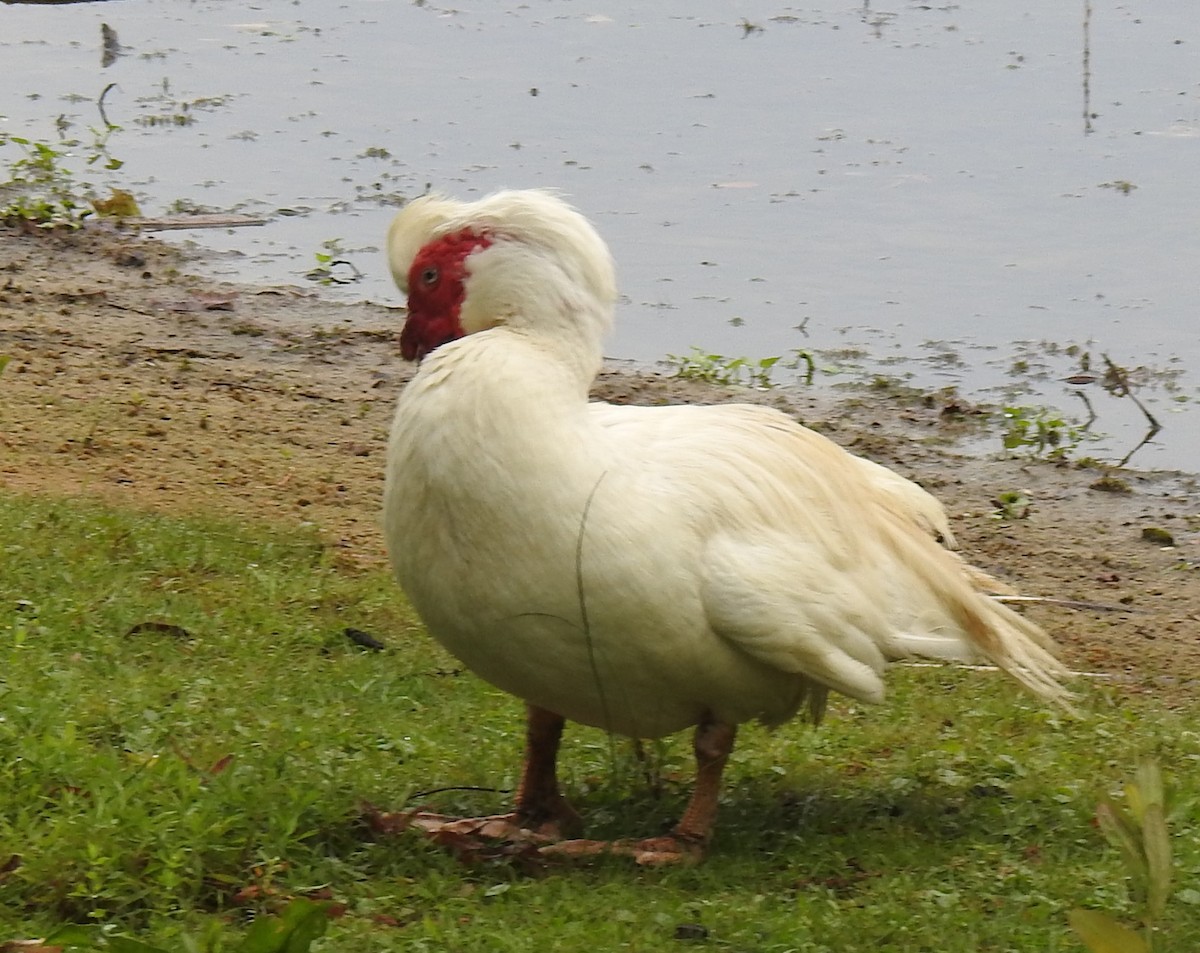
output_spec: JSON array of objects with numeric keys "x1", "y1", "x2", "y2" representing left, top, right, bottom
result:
[{"x1": 383, "y1": 190, "x2": 1067, "y2": 863}]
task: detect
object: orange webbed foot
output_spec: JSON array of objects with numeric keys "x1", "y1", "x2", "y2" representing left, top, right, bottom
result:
[{"x1": 540, "y1": 834, "x2": 706, "y2": 866}]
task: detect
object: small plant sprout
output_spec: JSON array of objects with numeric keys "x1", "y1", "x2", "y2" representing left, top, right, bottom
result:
[
  {"x1": 790, "y1": 348, "x2": 816, "y2": 385},
  {"x1": 665, "y1": 347, "x2": 788, "y2": 389},
  {"x1": 1100, "y1": 179, "x2": 1138, "y2": 195},
  {"x1": 998, "y1": 405, "x2": 1091, "y2": 459},
  {"x1": 0, "y1": 136, "x2": 88, "y2": 227},
  {"x1": 305, "y1": 238, "x2": 364, "y2": 286},
  {"x1": 991, "y1": 490, "x2": 1032, "y2": 521},
  {"x1": 1101, "y1": 353, "x2": 1162, "y2": 430},
  {"x1": 1061, "y1": 353, "x2": 1163, "y2": 467},
  {"x1": 0, "y1": 91, "x2": 126, "y2": 228},
  {"x1": 1070, "y1": 758, "x2": 1176, "y2": 953}
]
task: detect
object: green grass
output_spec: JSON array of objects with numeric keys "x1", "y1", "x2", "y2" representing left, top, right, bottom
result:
[{"x1": 1, "y1": 491, "x2": 1198, "y2": 951}]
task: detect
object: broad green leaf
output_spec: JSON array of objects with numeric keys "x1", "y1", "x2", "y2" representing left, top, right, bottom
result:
[
  {"x1": 235, "y1": 899, "x2": 331, "y2": 953},
  {"x1": 278, "y1": 900, "x2": 331, "y2": 953},
  {"x1": 1141, "y1": 802, "x2": 1172, "y2": 919},
  {"x1": 1125, "y1": 758, "x2": 1163, "y2": 824},
  {"x1": 1067, "y1": 909, "x2": 1148, "y2": 953},
  {"x1": 1133, "y1": 758, "x2": 1165, "y2": 810},
  {"x1": 92, "y1": 188, "x2": 141, "y2": 218},
  {"x1": 1125, "y1": 782, "x2": 1146, "y2": 823},
  {"x1": 236, "y1": 917, "x2": 293, "y2": 953},
  {"x1": 1096, "y1": 799, "x2": 1148, "y2": 884}
]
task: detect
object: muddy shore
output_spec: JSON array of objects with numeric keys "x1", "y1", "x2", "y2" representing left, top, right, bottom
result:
[{"x1": 1, "y1": 225, "x2": 1197, "y2": 702}]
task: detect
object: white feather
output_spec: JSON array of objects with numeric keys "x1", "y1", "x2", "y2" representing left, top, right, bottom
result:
[{"x1": 383, "y1": 190, "x2": 1069, "y2": 742}]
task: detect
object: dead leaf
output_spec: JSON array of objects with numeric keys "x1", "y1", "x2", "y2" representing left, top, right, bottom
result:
[
  {"x1": 360, "y1": 803, "x2": 413, "y2": 837},
  {"x1": 344, "y1": 627, "x2": 386, "y2": 651},
  {"x1": 368, "y1": 913, "x2": 409, "y2": 928},
  {"x1": 230, "y1": 884, "x2": 273, "y2": 905},
  {"x1": 192, "y1": 290, "x2": 238, "y2": 311},
  {"x1": 359, "y1": 805, "x2": 551, "y2": 869},
  {"x1": 208, "y1": 754, "x2": 235, "y2": 776},
  {"x1": 92, "y1": 189, "x2": 141, "y2": 219},
  {"x1": 126, "y1": 621, "x2": 191, "y2": 639}
]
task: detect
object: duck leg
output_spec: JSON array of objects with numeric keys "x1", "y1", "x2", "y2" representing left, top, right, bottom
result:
[
  {"x1": 509, "y1": 703, "x2": 583, "y2": 836},
  {"x1": 545, "y1": 716, "x2": 737, "y2": 866},
  {"x1": 401, "y1": 703, "x2": 581, "y2": 842},
  {"x1": 672, "y1": 718, "x2": 738, "y2": 846}
]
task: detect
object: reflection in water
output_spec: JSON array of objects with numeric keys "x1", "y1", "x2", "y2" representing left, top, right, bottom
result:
[
  {"x1": 1082, "y1": 1, "x2": 1094, "y2": 136},
  {"x1": 100, "y1": 22, "x2": 122, "y2": 69}
]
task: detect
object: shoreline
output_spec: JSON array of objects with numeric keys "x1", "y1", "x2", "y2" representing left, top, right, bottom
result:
[{"x1": 2, "y1": 224, "x2": 1198, "y2": 701}]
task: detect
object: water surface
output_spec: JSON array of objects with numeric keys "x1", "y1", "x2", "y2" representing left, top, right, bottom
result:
[{"x1": 3, "y1": 1, "x2": 1198, "y2": 468}]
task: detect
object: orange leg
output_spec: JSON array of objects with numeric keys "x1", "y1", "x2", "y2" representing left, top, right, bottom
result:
[
  {"x1": 511, "y1": 704, "x2": 582, "y2": 837},
  {"x1": 399, "y1": 703, "x2": 579, "y2": 843},
  {"x1": 674, "y1": 718, "x2": 737, "y2": 845},
  {"x1": 545, "y1": 716, "x2": 738, "y2": 866}
]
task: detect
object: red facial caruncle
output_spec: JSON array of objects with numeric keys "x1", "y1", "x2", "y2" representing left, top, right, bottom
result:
[{"x1": 399, "y1": 228, "x2": 493, "y2": 362}]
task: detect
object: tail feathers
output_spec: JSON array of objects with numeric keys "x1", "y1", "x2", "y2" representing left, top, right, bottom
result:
[
  {"x1": 953, "y1": 553, "x2": 1018, "y2": 596},
  {"x1": 881, "y1": 514, "x2": 1073, "y2": 710},
  {"x1": 853, "y1": 454, "x2": 960, "y2": 549},
  {"x1": 962, "y1": 597, "x2": 1073, "y2": 708},
  {"x1": 890, "y1": 601, "x2": 1072, "y2": 709}
]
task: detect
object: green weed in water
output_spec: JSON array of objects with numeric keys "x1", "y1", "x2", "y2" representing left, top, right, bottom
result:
[
  {"x1": 664, "y1": 346, "x2": 814, "y2": 389},
  {"x1": 999, "y1": 404, "x2": 1092, "y2": 459},
  {"x1": 0, "y1": 117, "x2": 126, "y2": 228},
  {"x1": 304, "y1": 238, "x2": 363, "y2": 286}
]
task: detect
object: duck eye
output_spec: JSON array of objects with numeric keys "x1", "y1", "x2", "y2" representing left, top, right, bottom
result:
[{"x1": 420, "y1": 266, "x2": 439, "y2": 287}]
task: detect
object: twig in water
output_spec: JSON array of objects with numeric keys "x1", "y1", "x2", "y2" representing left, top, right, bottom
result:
[
  {"x1": 1101, "y1": 353, "x2": 1161, "y2": 434},
  {"x1": 97, "y1": 81, "x2": 117, "y2": 128},
  {"x1": 1115, "y1": 428, "x2": 1161, "y2": 469},
  {"x1": 132, "y1": 213, "x2": 268, "y2": 230},
  {"x1": 1070, "y1": 388, "x2": 1097, "y2": 429}
]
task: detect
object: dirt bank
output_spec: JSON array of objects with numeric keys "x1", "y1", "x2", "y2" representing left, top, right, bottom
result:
[{"x1": 1, "y1": 225, "x2": 1197, "y2": 702}]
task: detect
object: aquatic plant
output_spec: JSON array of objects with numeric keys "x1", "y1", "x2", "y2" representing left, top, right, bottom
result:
[
  {"x1": 665, "y1": 346, "x2": 781, "y2": 388},
  {"x1": 0, "y1": 95, "x2": 125, "y2": 228}
]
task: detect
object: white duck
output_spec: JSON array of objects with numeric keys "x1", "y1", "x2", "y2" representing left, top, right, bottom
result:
[{"x1": 382, "y1": 190, "x2": 1067, "y2": 864}]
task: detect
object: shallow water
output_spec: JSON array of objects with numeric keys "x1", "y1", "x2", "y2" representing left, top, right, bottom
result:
[{"x1": 3, "y1": 1, "x2": 1198, "y2": 469}]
